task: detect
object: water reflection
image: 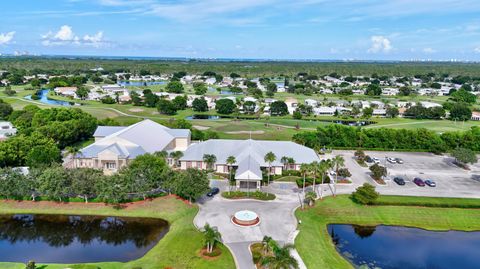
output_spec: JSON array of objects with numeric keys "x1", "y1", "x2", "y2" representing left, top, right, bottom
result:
[
  {"x1": 328, "y1": 224, "x2": 480, "y2": 269},
  {"x1": 0, "y1": 214, "x2": 169, "y2": 263}
]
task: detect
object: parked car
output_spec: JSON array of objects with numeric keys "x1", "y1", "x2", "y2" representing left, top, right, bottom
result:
[
  {"x1": 395, "y1": 158, "x2": 404, "y2": 164},
  {"x1": 366, "y1": 156, "x2": 373, "y2": 163},
  {"x1": 372, "y1": 157, "x2": 380, "y2": 164},
  {"x1": 413, "y1": 177, "x2": 426, "y2": 187},
  {"x1": 393, "y1": 177, "x2": 406, "y2": 185},
  {"x1": 387, "y1": 157, "x2": 397, "y2": 164},
  {"x1": 206, "y1": 187, "x2": 220, "y2": 197},
  {"x1": 425, "y1": 179, "x2": 436, "y2": 187},
  {"x1": 329, "y1": 171, "x2": 337, "y2": 177}
]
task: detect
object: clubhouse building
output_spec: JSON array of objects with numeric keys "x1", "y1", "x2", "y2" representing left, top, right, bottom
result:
[{"x1": 75, "y1": 119, "x2": 320, "y2": 187}]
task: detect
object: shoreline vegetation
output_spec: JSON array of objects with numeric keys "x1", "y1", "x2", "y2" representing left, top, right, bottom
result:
[
  {"x1": 0, "y1": 195, "x2": 235, "y2": 269},
  {"x1": 295, "y1": 195, "x2": 480, "y2": 269}
]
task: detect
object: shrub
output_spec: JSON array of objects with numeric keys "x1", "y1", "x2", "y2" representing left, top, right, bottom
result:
[
  {"x1": 351, "y1": 183, "x2": 379, "y2": 205},
  {"x1": 282, "y1": 170, "x2": 301, "y2": 176},
  {"x1": 337, "y1": 168, "x2": 351, "y2": 178},
  {"x1": 221, "y1": 191, "x2": 275, "y2": 201},
  {"x1": 369, "y1": 163, "x2": 387, "y2": 180}
]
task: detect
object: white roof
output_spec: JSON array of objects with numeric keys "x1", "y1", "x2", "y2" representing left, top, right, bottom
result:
[
  {"x1": 181, "y1": 139, "x2": 319, "y2": 167},
  {"x1": 80, "y1": 119, "x2": 190, "y2": 158}
]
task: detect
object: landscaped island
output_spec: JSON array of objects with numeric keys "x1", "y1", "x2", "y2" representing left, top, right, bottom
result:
[
  {"x1": 0, "y1": 196, "x2": 235, "y2": 269},
  {"x1": 295, "y1": 195, "x2": 480, "y2": 269}
]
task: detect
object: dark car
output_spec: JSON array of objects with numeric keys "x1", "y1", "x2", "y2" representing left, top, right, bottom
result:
[
  {"x1": 395, "y1": 158, "x2": 404, "y2": 164},
  {"x1": 413, "y1": 177, "x2": 425, "y2": 187},
  {"x1": 393, "y1": 177, "x2": 406, "y2": 185},
  {"x1": 425, "y1": 179, "x2": 436, "y2": 187},
  {"x1": 366, "y1": 156, "x2": 373, "y2": 163},
  {"x1": 206, "y1": 187, "x2": 220, "y2": 197}
]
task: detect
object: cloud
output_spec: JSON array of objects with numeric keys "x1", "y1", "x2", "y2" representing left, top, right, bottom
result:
[
  {"x1": 422, "y1": 47, "x2": 436, "y2": 53},
  {"x1": 0, "y1": 31, "x2": 15, "y2": 45},
  {"x1": 475, "y1": 47, "x2": 480, "y2": 53},
  {"x1": 367, "y1": 35, "x2": 392, "y2": 53},
  {"x1": 42, "y1": 25, "x2": 107, "y2": 47}
]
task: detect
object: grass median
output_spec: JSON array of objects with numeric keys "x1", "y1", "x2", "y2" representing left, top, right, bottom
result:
[
  {"x1": 0, "y1": 196, "x2": 235, "y2": 269},
  {"x1": 295, "y1": 195, "x2": 480, "y2": 269}
]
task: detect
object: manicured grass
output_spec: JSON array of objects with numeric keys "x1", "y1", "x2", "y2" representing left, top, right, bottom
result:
[
  {"x1": 375, "y1": 195, "x2": 480, "y2": 208},
  {"x1": 274, "y1": 176, "x2": 301, "y2": 182},
  {"x1": 0, "y1": 196, "x2": 235, "y2": 269},
  {"x1": 295, "y1": 195, "x2": 480, "y2": 269},
  {"x1": 222, "y1": 191, "x2": 276, "y2": 201}
]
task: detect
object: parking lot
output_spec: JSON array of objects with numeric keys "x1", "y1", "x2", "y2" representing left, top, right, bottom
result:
[{"x1": 332, "y1": 150, "x2": 480, "y2": 198}]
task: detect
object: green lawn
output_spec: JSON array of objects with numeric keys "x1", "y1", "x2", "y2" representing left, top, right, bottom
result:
[
  {"x1": 295, "y1": 195, "x2": 480, "y2": 269},
  {"x1": 0, "y1": 196, "x2": 234, "y2": 269}
]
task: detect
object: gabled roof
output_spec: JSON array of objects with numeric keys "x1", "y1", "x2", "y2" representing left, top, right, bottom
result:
[
  {"x1": 235, "y1": 155, "x2": 263, "y2": 180},
  {"x1": 80, "y1": 119, "x2": 190, "y2": 159},
  {"x1": 93, "y1": 126, "x2": 127, "y2": 137}
]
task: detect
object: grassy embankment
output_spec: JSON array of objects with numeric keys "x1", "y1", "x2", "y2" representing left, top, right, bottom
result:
[
  {"x1": 295, "y1": 195, "x2": 480, "y2": 269},
  {"x1": 0, "y1": 196, "x2": 235, "y2": 269}
]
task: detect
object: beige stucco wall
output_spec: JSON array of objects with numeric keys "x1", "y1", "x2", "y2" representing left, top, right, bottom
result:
[{"x1": 174, "y1": 137, "x2": 190, "y2": 151}]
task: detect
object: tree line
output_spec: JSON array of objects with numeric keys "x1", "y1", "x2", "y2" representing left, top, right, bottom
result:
[
  {"x1": 293, "y1": 124, "x2": 480, "y2": 153},
  {"x1": 0, "y1": 153, "x2": 210, "y2": 204}
]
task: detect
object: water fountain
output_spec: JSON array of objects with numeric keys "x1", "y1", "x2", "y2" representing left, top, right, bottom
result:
[{"x1": 231, "y1": 210, "x2": 260, "y2": 227}]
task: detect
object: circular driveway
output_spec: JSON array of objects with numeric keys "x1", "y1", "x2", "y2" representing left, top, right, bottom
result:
[{"x1": 194, "y1": 181, "x2": 304, "y2": 269}]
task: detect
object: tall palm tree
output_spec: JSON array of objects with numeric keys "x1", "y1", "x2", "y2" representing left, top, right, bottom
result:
[
  {"x1": 169, "y1": 151, "x2": 184, "y2": 168},
  {"x1": 299, "y1": 163, "x2": 311, "y2": 209},
  {"x1": 320, "y1": 160, "x2": 332, "y2": 200},
  {"x1": 226, "y1": 155, "x2": 236, "y2": 193},
  {"x1": 261, "y1": 243, "x2": 299, "y2": 269},
  {"x1": 280, "y1": 156, "x2": 289, "y2": 170},
  {"x1": 331, "y1": 155, "x2": 345, "y2": 197},
  {"x1": 202, "y1": 223, "x2": 222, "y2": 253},
  {"x1": 264, "y1": 152, "x2": 276, "y2": 185},
  {"x1": 310, "y1": 161, "x2": 319, "y2": 198},
  {"x1": 203, "y1": 154, "x2": 217, "y2": 171},
  {"x1": 287, "y1": 157, "x2": 295, "y2": 170}
]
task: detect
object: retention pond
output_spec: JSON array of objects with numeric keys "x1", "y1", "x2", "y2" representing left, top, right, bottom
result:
[
  {"x1": 0, "y1": 214, "x2": 169, "y2": 263},
  {"x1": 328, "y1": 224, "x2": 480, "y2": 269}
]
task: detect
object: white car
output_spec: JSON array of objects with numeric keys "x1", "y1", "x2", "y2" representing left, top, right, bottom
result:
[
  {"x1": 372, "y1": 157, "x2": 380, "y2": 164},
  {"x1": 387, "y1": 157, "x2": 397, "y2": 164}
]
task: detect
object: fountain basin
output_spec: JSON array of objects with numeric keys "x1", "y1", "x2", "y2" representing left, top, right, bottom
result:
[{"x1": 232, "y1": 210, "x2": 260, "y2": 227}]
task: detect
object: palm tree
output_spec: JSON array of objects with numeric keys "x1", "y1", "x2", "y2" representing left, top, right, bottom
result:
[
  {"x1": 287, "y1": 157, "x2": 295, "y2": 170},
  {"x1": 154, "y1": 150, "x2": 169, "y2": 160},
  {"x1": 299, "y1": 163, "x2": 310, "y2": 209},
  {"x1": 226, "y1": 155, "x2": 236, "y2": 193},
  {"x1": 280, "y1": 156, "x2": 289, "y2": 170},
  {"x1": 320, "y1": 160, "x2": 332, "y2": 200},
  {"x1": 203, "y1": 154, "x2": 217, "y2": 171},
  {"x1": 264, "y1": 152, "x2": 276, "y2": 186},
  {"x1": 169, "y1": 151, "x2": 184, "y2": 168},
  {"x1": 310, "y1": 161, "x2": 320, "y2": 198},
  {"x1": 262, "y1": 235, "x2": 275, "y2": 255},
  {"x1": 202, "y1": 223, "x2": 222, "y2": 253},
  {"x1": 261, "y1": 243, "x2": 299, "y2": 269},
  {"x1": 331, "y1": 155, "x2": 345, "y2": 197}
]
